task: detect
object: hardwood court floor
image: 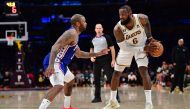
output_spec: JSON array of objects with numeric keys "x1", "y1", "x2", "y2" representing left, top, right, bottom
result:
[{"x1": 0, "y1": 86, "x2": 190, "y2": 109}]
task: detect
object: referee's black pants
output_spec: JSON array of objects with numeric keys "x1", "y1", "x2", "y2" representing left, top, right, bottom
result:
[
  {"x1": 171, "y1": 64, "x2": 186, "y2": 92},
  {"x1": 93, "y1": 57, "x2": 113, "y2": 98}
]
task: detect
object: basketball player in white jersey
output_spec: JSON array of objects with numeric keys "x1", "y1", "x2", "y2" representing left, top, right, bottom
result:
[
  {"x1": 103, "y1": 5, "x2": 158, "y2": 109},
  {"x1": 39, "y1": 14, "x2": 109, "y2": 109}
]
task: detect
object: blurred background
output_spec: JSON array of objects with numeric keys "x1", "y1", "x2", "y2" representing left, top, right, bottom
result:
[{"x1": 0, "y1": 0, "x2": 190, "y2": 89}]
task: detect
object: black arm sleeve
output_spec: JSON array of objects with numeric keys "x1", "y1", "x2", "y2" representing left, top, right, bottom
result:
[{"x1": 104, "y1": 35, "x2": 114, "y2": 47}]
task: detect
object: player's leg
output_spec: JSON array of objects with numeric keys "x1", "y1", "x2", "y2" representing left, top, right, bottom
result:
[
  {"x1": 138, "y1": 67, "x2": 151, "y2": 89},
  {"x1": 135, "y1": 50, "x2": 153, "y2": 109},
  {"x1": 103, "y1": 59, "x2": 120, "y2": 102},
  {"x1": 103, "y1": 52, "x2": 133, "y2": 109},
  {"x1": 62, "y1": 67, "x2": 75, "y2": 108},
  {"x1": 138, "y1": 66, "x2": 153, "y2": 109},
  {"x1": 102, "y1": 70, "x2": 122, "y2": 109},
  {"x1": 39, "y1": 63, "x2": 65, "y2": 109},
  {"x1": 63, "y1": 81, "x2": 75, "y2": 108},
  {"x1": 39, "y1": 85, "x2": 64, "y2": 109},
  {"x1": 110, "y1": 52, "x2": 133, "y2": 101}
]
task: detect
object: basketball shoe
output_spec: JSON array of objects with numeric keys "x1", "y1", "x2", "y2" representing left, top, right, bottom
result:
[
  {"x1": 102, "y1": 100, "x2": 120, "y2": 109},
  {"x1": 145, "y1": 102, "x2": 153, "y2": 109},
  {"x1": 62, "y1": 106, "x2": 78, "y2": 109}
]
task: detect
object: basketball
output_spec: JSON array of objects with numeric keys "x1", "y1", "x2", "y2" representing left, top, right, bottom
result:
[{"x1": 148, "y1": 41, "x2": 164, "y2": 57}]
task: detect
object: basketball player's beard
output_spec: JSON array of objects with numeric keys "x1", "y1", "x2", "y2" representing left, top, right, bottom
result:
[
  {"x1": 121, "y1": 17, "x2": 131, "y2": 25},
  {"x1": 79, "y1": 27, "x2": 86, "y2": 32}
]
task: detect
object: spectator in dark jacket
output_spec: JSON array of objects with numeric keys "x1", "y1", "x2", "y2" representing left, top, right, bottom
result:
[{"x1": 170, "y1": 39, "x2": 189, "y2": 94}]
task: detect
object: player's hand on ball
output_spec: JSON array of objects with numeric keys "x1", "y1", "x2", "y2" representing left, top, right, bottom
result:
[
  {"x1": 148, "y1": 41, "x2": 159, "y2": 51},
  {"x1": 44, "y1": 66, "x2": 54, "y2": 77},
  {"x1": 145, "y1": 38, "x2": 158, "y2": 53},
  {"x1": 144, "y1": 43, "x2": 157, "y2": 53},
  {"x1": 144, "y1": 41, "x2": 164, "y2": 57}
]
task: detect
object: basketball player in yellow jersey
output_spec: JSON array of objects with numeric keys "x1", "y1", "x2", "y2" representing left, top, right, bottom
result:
[{"x1": 103, "y1": 5, "x2": 159, "y2": 109}]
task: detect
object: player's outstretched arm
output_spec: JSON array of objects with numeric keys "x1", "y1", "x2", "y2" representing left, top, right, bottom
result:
[{"x1": 75, "y1": 48, "x2": 109, "y2": 58}]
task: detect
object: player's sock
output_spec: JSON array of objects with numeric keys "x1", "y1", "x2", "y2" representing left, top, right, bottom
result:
[
  {"x1": 39, "y1": 98, "x2": 51, "y2": 109},
  {"x1": 110, "y1": 90, "x2": 117, "y2": 101},
  {"x1": 64, "y1": 95, "x2": 71, "y2": 108},
  {"x1": 144, "y1": 90, "x2": 152, "y2": 104}
]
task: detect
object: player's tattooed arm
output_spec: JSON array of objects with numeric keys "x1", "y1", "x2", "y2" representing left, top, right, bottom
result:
[
  {"x1": 49, "y1": 31, "x2": 75, "y2": 67},
  {"x1": 75, "y1": 48, "x2": 109, "y2": 58},
  {"x1": 113, "y1": 25, "x2": 125, "y2": 43},
  {"x1": 138, "y1": 14, "x2": 153, "y2": 40}
]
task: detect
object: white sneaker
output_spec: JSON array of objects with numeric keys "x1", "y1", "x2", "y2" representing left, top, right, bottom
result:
[
  {"x1": 145, "y1": 102, "x2": 153, "y2": 109},
  {"x1": 103, "y1": 100, "x2": 120, "y2": 109}
]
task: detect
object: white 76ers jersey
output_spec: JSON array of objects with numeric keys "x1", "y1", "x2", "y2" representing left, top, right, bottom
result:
[{"x1": 118, "y1": 14, "x2": 147, "y2": 47}]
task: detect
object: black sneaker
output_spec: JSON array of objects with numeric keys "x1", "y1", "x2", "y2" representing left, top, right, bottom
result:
[
  {"x1": 117, "y1": 97, "x2": 121, "y2": 103},
  {"x1": 117, "y1": 94, "x2": 121, "y2": 103},
  {"x1": 91, "y1": 98, "x2": 102, "y2": 103}
]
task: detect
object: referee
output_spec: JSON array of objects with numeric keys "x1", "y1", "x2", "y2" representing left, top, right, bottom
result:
[
  {"x1": 170, "y1": 39, "x2": 189, "y2": 94},
  {"x1": 90, "y1": 24, "x2": 119, "y2": 103}
]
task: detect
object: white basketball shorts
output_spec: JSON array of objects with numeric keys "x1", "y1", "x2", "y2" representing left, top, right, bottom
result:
[
  {"x1": 114, "y1": 46, "x2": 148, "y2": 72},
  {"x1": 49, "y1": 62, "x2": 74, "y2": 86}
]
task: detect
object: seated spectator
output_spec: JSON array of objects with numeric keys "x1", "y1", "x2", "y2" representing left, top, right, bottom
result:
[
  {"x1": 128, "y1": 72, "x2": 137, "y2": 87},
  {"x1": 37, "y1": 74, "x2": 45, "y2": 87},
  {"x1": 83, "y1": 70, "x2": 91, "y2": 87},
  {"x1": 149, "y1": 68, "x2": 156, "y2": 83},
  {"x1": 3, "y1": 71, "x2": 11, "y2": 88},
  {"x1": 156, "y1": 61, "x2": 171, "y2": 87},
  {"x1": 75, "y1": 70, "x2": 84, "y2": 86},
  {"x1": 0, "y1": 72, "x2": 3, "y2": 88},
  {"x1": 27, "y1": 71, "x2": 35, "y2": 87},
  {"x1": 89, "y1": 70, "x2": 94, "y2": 87},
  {"x1": 167, "y1": 64, "x2": 174, "y2": 86},
  {"x1": 184, "y1": 65, "x2": 190, "y2": 87},
  {"x1": 120, "y1": 71, "x2": 128, "y2": 86}
]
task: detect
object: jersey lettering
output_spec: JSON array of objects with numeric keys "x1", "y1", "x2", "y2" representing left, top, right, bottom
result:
[{"x1": 125, "y1": 30, "x2": 141, "y2": 40}]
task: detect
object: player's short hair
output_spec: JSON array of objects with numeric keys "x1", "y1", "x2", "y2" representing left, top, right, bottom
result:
[
  {"x1": 179, "y1": 38, "x2": 184, "y2": 41},
  {"x1": 70, "y1": 14, "x2": 84, "y2": 25},
  {"x1": 95, "y1": 23, "x2": 103, "y2": 27},
  {"x1": 119, "y1": 5, "x2": 132, "y2": 12}
]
